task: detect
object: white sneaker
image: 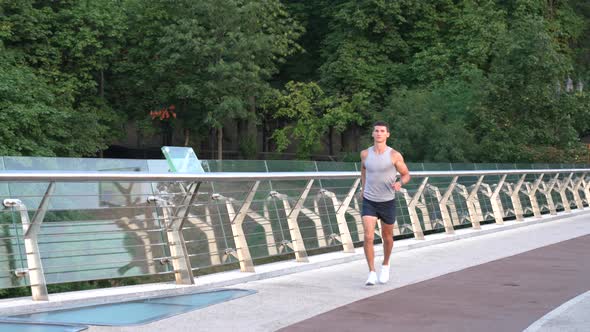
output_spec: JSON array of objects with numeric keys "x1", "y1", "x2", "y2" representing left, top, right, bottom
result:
[
  {"x1": 365, "y1": 271, "x2": 377, "y2": 286},
  {"x1": 379, "y1": 265, "x2": 390, "y2": 284}
]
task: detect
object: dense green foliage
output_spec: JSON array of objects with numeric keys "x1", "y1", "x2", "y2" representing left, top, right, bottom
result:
[
  {"x1": 1, "y1": 0, "x2": 589, "y2": 162},
  {"x1": 1, "y1": 0, "x2": 124, "y2": 156}
]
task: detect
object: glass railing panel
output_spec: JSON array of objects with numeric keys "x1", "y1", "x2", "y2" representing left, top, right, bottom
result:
[
  {"x1": 3, "y1": 157, "x2": 151, "y2": 211},
  {"x1": 37, "y1": 193, "x2": 171, "y2": 284},
  {"x1": 0, "y1": 157, "x2": 26, "y2": 288},
  {"x1": 0, "y1": 208, "x2": 27, "y2": 288},
  {"x1": 265, "y1": 161, "x2": 320, "y2": 249},
  {"x1": 420, "y1": 164, "x2": 454, "y2": 231},
  {"x1": 407, "y1": 163, "x2": 424, "y2": 171},
  {"x1": 204, "y1": 160, "x2": 273, "y2": 261},
  {"x1": 181, "y1": 195, "x2": 230, "y2": 270},
  {"x1": 161, "y1": 146, "x2": 204, "y2": 173},
  {"x1": 450, "y1": 163, "x2": 476, "y2": 171},
  {"x1": 314, "y1": 161, "x2": 362, "y2": 242},
  {"x1": 205, "y1": 160, "x2": 267, "y2": 172},
  {"x1": 147, "y1": 159, "x2": 174, "y2": 173}
]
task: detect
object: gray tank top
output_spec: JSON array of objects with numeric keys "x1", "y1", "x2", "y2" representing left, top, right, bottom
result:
[{"x1": 363, "y1": 146, "x2": 397, "y2": 202}]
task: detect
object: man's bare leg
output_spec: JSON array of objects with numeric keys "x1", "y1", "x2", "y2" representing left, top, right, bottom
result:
[
  {"x1": 378, "y1": 221, "x2": 394, "y2": 284},
  {"x1": 380, "y1": 222, "x2": 394, "y2": 266},
  {"x1": 363, "y1": 216, "x2": 378, "y2": 271}
]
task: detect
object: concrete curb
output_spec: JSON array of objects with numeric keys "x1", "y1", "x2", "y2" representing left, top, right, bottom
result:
[{"x1": 523, "y1": 290, "x2": 590, "y2": 332}]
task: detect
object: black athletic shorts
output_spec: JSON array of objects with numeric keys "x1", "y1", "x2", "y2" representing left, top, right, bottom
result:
[{"x1": 361, "y1": 197, "x2": 397, "y2": 225}]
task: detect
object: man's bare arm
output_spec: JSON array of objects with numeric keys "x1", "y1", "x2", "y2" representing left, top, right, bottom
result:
[
  {"x1": 391, "y1": 151, "x2": 410, "y2": 191},
  {"x1": 360, "y1": 150, "x2": 368, "y2": 196},
  {"x1": 395, "y1": 154, "x2": 411, "y2": 185}
]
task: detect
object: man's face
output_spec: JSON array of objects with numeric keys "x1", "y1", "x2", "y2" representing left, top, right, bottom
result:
[{"x1": 372, "y1": 125, "x2": 390, "y2": 143}]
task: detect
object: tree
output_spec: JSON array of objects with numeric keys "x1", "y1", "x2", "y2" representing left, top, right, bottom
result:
[
  {"x1": 266, "y1": 81, "x2": 363, "y2": 159},
  {"x1": 112, "y1": 0, "x2": 303, "y2": 159},
  {"x1": 0, "y1": 0, "x2": 126, "y2": 156},
  {"x1": 473, "y1": 2, "x2": 587, "y2": 162},
  {"x1": 0, "y1": 46, "x2": 83, "y2": 156},
  {"x1": 384, "y1": 77, "x2": 483, "y2": 162}
]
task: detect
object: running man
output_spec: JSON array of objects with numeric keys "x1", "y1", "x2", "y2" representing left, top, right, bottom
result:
[{"x1": 360, "y1": 121, "x2": 411, "y2": 285}]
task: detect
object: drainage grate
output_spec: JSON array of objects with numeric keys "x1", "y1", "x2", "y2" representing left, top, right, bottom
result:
[
  {"x1": 0, "y1": 319, "x2": 87, "y2": 332},
  {"x1": 6, "y1": 288, "x2": 255, "y2": 326}
]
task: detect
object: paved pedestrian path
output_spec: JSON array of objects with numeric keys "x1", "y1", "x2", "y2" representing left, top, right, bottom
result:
[
  {"x1": 84, "y1": 212, "x2": 590, "y2": 332},
  {"x1": 282, "y1": 234, "x2": 590, "y2": 332}
]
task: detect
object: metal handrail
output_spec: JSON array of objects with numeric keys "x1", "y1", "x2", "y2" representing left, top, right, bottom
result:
[{"x1": 0, "y1": 168, "x2": 589, "y2": 182}]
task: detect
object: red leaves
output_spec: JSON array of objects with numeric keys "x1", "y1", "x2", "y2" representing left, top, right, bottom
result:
[{"x1": 149, "y1": 104, "x2": 177, "y2": 120}]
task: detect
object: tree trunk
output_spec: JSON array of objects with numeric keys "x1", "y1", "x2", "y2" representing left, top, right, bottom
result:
[
  {"x1": 354, "y1": 125, "x2": 360, "y2": 151},
  {"x1": 184, "y1": 128, "x2": 190, "y2": 147},
  {"x1": 182, "y1": 100, "x2": 189, "y2": 147},
  {"x1": 328, "y1": 126, "x2": 334, "y2": 155},
  {"x1": 162, "y1": 122, "x2": 172, "y2": 146},
  {"x1": 210, "y1": 128, "x2": 215, "y2": 159},
  {"x1": 248, "y1": 95, "x2": 257, "y2": 138},
  {"x1": 217, "y1": 127, "x2": 223, "y2": 160},
  {"x1": 237, "y1": 120, "x2": 246, "y2": 140},
  {"x1": 262, "y1": 118, "x2": 268, "y2": 152},
  {"x1": 341, "y1": 124, "x2": 361, "y2": 152}
]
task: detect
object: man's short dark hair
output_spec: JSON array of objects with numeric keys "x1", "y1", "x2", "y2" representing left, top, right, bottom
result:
[{"x1": 373, "y1": 121, "x2": 389, "y2": 133}]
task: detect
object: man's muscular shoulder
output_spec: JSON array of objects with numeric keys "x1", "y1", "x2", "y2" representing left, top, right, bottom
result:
[
  {"x1": 360, "y1": 149, "x2": 369, "y2": 169},
  {"x1": 360, "y1": 149, "x2": 369, "y2": 160},
  {"x1": 390, "y1": 148, "x2": 403, "y2": 163}
]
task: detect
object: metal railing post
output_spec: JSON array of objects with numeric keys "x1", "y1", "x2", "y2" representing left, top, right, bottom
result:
[
  {"x1": 466, "y1": 176, "x2": 484, "y2": 229},
  {"x1": 223, "y1": 181, "x2": 260, "y2": 272},
  {"x1": 148, "y1": 192, "x2": 196, "y2": 285},
  {"x1": 439, "y1": 176, "x2": 458, "y2": 234},
  {"x1": 237, "y1": 202, "x2": 278, "y2": 256},
  {"x1": 351, "y1": 194, "x2": 366, "y2": 239},
  {"x1": 428, "y1": 185, "x2": 444, "y2": 230},
  {"x1": 582, "y1": 176, "x2": 590, "y2": 206},
  {"x1": 557, "y1": 173, "x2": 573, "y2": 213},
  {"x1": 448, "y1": 195, "x2": 461, "y2": 226},
  {"x1": 3, "y1": 182, "x2": 54, "y2": 301},
  {"x1": 568, "y1": 173, "x2": 585, "y2": 210},
  {"x1": 509, "y1": 174, "x2": 527, "y2": 221},
  {"x1": 490, "y1": 175, "x2": 507, "y2": 224},
  {"x1": 528, "y1": 174, "x2": 544, "y2": 218},
  {"x1": 539, "y1": 174, "x2": 559, "y2": 215},
  {"x1": 407, "y1": 177, "x2": 428, "y2": 240},
  {"x1": 278, "y1": 179, "x2": 314, "y2": 262},
  {"x1": 334, "y1": 178, "x2": 361, "y2": 253},
  {"x1": 402, "y1": 190, "x2": 431, "y2": 233},
  {"x1": 204, "y1": 206, "x2": 223, "y2": 265},
  {"x1": 311, "y1": 195, "x2": 329, "y2": 247}
]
